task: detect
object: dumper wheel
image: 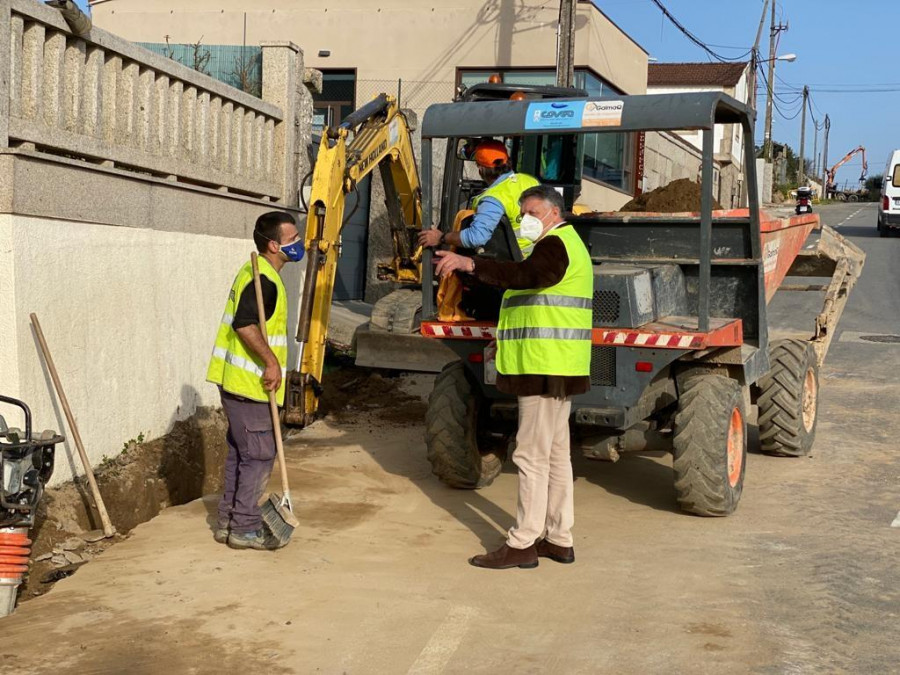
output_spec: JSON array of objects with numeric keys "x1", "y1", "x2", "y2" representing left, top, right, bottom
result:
[
  {"x1": 425, "y1": 362, "x2": 506, "y2": 489},
  {"x1": 673, "y1": 374, "x2": 747, "y2": 516},
  {"x1": 757, "y1": 339, "x2": 819, "y2": 457}
]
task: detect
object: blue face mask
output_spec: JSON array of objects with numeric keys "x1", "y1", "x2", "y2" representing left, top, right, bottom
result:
[
  {"x1": 260, "y1": 231, "x2": 305, "y2": 263},
  {"x1": 279, "y1": 239, "x2": 305, "y2": 263}
]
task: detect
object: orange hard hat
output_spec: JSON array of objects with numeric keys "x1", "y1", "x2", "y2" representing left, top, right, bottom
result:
[{"x1": 472, "y1": 139, "x2": 509, "y2": 168}]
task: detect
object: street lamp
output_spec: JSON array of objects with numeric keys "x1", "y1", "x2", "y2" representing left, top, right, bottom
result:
[{"x1": 760, "y1": 53, "x2": 797, "y2": 63}]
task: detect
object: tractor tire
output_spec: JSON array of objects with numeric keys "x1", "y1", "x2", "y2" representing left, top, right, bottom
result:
[
  {"x1": 757, "y1": 339, "x2": 819, "y2": 457},
  {"x1": 673, "y1": 374, "x2": 747, "y2": 517},
  {"x1": 425, "y1": 362, "x2": 506, "y2": 489}
]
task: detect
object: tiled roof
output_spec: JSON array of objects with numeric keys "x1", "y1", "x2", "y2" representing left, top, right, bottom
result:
[{"x1": 648, "y1": 62, "x2": 749, "y2": 87}]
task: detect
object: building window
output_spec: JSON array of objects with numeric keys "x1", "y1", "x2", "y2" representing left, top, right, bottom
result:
[
  {"x1": 458, "y1": 68, "x2": 634, "y2": 193},
  {"x1": 313, "y1": 70, "x2": 356, "y2": 134}
]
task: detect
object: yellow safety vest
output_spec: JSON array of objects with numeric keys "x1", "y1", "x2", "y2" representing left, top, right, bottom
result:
[
  {"x1": 471, "y1": 173, "x2": 540, "y2": 255},
  {"x1": 206, "y1": 257, "x2": 289, "y2": 404},
  {"x1": 496, "y1": 224, "x2": 593, "y2": 377}
]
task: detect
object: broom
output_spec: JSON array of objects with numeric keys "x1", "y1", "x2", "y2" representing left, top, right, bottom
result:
[{"x1": 250, "y1": 252, "x2": 300, "y2": 546}]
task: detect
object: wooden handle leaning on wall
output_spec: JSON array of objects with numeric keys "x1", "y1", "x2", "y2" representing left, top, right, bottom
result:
[{"x1": 29, "y1": 313, "x2": 115, "y2": 538}]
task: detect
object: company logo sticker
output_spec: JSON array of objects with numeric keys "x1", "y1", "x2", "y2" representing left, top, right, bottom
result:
[
  {"x1": 581, "y1": 100, "x2": 624, "y2": 127},
  {"x1": 525, "y1": 101, "x2": 586, "y2": 130}
]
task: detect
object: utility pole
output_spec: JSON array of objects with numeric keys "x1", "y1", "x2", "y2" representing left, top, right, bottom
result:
[
  {"x1": 748, "y1": 0, "x2": 770, "y2": 116},
  {"x1": 763, "y1": 1, "x2": 788, "y2": 162},
  {"x1": 556, "y1": 0, "x2": 576, "y2": 88},
  {"x1": 798, "y1": 85, "x2": 808, "y2": 184},
  {"x1": 812, "y1": 121, "x2": 819, "y2": 179},
  {"x1": 821, "y1": 114, "x2": 831, "y2": 198}
]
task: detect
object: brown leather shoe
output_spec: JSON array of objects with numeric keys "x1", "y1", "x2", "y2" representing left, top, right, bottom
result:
[
  {"x1": 469, "y1": 544, "x2": 538, "y2": 569},
  {"x1": 536, "y1": 539, "x2": 575, "y2": 564}
]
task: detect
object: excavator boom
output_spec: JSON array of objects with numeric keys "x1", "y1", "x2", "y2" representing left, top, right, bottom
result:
[{"x1": 283, "y1": 94, "x2": 422, "y2": 427}]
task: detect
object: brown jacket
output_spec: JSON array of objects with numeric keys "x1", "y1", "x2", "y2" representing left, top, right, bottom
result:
[{"x1": 471, "y1": 231, "x2": 591, "y2": 398}]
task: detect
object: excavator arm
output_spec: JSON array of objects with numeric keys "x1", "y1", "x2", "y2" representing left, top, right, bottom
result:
[
  {"x1": 284, "y1": 94, "x2": 422, "y2": 427},
  {"x1": 826, "y1": 146, "x2": 867, "y2": 191}
]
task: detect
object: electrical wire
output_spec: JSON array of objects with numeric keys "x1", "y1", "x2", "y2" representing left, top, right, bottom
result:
[{"x1": 648, "y1": 0, "x2": 752, "y2": 63}]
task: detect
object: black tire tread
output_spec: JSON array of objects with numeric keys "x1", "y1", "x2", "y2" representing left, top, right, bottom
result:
[
  {"x1": 424, "y1": 362, "x2": 503, "y2": 489},
  {"x1": 673, "y1": 374, "x2": 745, "y2": 517},
  {"x1": 757, "y1": 339, "x2": 817, "y2": 457}
]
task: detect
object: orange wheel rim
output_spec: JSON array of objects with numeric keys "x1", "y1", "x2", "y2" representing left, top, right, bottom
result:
[
  {"x1": 802, "y1": 368, "x2": 817, "y2": 433},
  {"x1": 727, "y1": 407, "x2": 744, "y2": 488}
]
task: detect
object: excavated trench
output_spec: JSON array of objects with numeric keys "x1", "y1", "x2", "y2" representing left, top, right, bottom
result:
[{"x1": 18, "y1": 364, "x2": 426, "y2": 605}]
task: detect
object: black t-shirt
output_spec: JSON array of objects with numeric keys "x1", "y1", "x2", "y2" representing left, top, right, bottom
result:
[{"x1": 232, "y1": 276, "x2": 278, "y2": 329}]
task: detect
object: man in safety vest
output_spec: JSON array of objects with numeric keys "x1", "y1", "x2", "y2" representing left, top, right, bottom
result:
[
  {"x1": 418, "y1": 139, "x2": 539, "y2": 256},
  {"x1": 206, "y1": 211, "x2": 304, "y2": 550},
  {"x1": 434, "y1": 185, "x2": 592, "y2": 569}
]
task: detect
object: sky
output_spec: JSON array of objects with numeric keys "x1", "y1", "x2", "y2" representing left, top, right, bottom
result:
[
  {"x1": 596, "y1": 0, "x2": 899, "y2": 187},
  {"x1": 72, "y1": 0, "x2": 893, "y2": 187}
]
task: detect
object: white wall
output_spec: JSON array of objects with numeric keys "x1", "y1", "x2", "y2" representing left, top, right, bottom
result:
[{"x1": 0, "y1": 214, "x2": 303, "y2": 486}]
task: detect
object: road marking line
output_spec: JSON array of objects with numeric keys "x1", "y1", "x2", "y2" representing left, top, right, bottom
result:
[
  {"x1": 891, "y1": 511, "x2": 900, "y2": 528},
  {"x1": 408, "y1": 606, "x2": 477, "y2": 674},
  {"x1": 835, "y1": 207, "x2": 865, "y2": 229}
]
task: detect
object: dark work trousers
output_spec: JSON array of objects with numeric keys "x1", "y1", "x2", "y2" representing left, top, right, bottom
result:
[{"x1": 216, "y1": 388, "x2": 277, "y2": 534}]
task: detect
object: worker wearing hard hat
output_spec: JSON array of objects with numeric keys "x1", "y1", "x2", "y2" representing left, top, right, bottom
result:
[{"x1": 418, "y1": 139, "x2": 539, "y2": 255}]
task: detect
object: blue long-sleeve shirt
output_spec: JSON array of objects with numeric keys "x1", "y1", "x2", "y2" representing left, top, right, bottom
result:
[{"x1": 458, "y1": 173, "x2": 512, "y2": 249}]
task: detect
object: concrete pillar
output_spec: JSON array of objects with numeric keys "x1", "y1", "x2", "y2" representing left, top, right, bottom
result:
[
  {"x1": 261, "y1": 41, "x2": 302, "y2": 207},
  {"x1": 0, "y1": 0, "x2": 11, "y2": 147}
]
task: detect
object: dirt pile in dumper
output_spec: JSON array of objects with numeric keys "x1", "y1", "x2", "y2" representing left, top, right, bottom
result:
[{"x1": 619, "y1": 178, "x2": 722, "y2": 213}]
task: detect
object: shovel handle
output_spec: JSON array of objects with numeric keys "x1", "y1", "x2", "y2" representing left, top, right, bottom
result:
[{"x1": 250, "y1": 254, "x2": 291, "y2": 497}]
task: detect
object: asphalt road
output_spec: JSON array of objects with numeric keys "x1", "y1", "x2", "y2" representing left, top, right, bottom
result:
[{"x1": 2, "y1": 203, "x2": 898, "y2": 674}]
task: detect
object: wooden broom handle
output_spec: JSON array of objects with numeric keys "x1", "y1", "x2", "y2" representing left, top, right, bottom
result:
[{"x1": 250, "y1": 253, "x2": 291, "y2": 497}]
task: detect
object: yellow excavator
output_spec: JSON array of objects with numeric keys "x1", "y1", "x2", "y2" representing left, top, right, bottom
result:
[{"x1": 284, "y1": 94, "x2": 422, "y2": 426}]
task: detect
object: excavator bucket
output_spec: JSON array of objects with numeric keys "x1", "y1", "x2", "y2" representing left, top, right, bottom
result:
[{"x1": 354, "y1": 290, "x2": 457, "y2": 372}]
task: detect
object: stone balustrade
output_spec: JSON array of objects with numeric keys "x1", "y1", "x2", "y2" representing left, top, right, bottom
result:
[{"x1": 1, "y1": 0, "x2": 301, "y2": 202}]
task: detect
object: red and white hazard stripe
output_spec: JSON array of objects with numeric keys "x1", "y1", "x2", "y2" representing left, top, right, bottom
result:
[
  {"x1": 421, "y1": 323, "x2": 495, "y2": 339},
  {"x1": 423, "y1": 323, "x2": 706, "y2": 349},
  {"x1": 596, "y1": 330, "x2": 704, "y2": 349}
]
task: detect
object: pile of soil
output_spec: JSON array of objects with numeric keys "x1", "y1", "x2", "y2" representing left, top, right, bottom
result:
[
  {"x1": 619, "y1": 178, "x2": 722, "y2": 213},
  {"x1": 319, "y1": 366, "x2": 428, "y2": 426}
]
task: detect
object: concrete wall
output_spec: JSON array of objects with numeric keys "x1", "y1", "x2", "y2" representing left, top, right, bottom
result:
[{"x1": 0, "y1": 0, "x2": 311, "y2": 485}]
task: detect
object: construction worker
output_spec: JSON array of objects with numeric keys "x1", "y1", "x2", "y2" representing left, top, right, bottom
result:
[
  {"x1": 433, "y1": 185, "x2": 592, "y2": 570},
  {"x1": 206, "y1": 211, "x2": 304, "y2": 550},
  {"x1": 418, "y1": 139, "x2": 539, "y2": 255}
]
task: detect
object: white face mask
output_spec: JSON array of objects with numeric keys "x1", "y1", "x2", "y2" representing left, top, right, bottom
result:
[{"x1": 517, "y1": 214, "x2": 545, "y2": 242}]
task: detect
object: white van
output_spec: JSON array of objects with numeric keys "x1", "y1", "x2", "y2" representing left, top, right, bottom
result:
[{"x1": 877, "y1": 149, "x2": 900, "y2": 237}]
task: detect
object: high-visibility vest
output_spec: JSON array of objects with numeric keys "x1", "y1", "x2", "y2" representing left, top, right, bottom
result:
[
  {"x1": 471, "y1": 173, "x2": 540, "y2": 255},
  {"x1": 206, "y1": 256, "x2": 289, "y2": 404},
  {"x1": 496, "y1": 224, "x2": 593, "y2": 377}
]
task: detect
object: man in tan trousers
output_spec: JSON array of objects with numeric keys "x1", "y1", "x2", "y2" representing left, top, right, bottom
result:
[{"x1": 434, "y1": 185, "x2": 593, "y2": 569}]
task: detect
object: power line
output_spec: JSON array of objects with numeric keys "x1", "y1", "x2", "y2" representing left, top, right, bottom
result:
[{"x1": 648, "y1": 0, "x2": 752, "y2": 62}]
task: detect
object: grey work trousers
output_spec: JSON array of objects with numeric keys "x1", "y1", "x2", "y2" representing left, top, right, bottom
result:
[{"x1": 216, "y1": 388, "x2": 277, "y2": 534}]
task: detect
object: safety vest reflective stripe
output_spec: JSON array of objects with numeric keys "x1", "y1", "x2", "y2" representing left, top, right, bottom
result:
[
  {"x1": 212, "y1": 347, "x2": 288, "y2": 377},
  {"x1": 501, "y1": 295, "x2": 592, "y2": 310},
  {"x1": 222, "y1": 313, "x2": 234, "y2": 326},
  {"x1": 497, "y1": 327, "x2": 592, "y2": 341}
]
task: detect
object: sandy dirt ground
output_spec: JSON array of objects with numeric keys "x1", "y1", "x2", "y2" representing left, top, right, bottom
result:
[{"x1": 2, "y1": 205, "x2": 898, "y2": 674}]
